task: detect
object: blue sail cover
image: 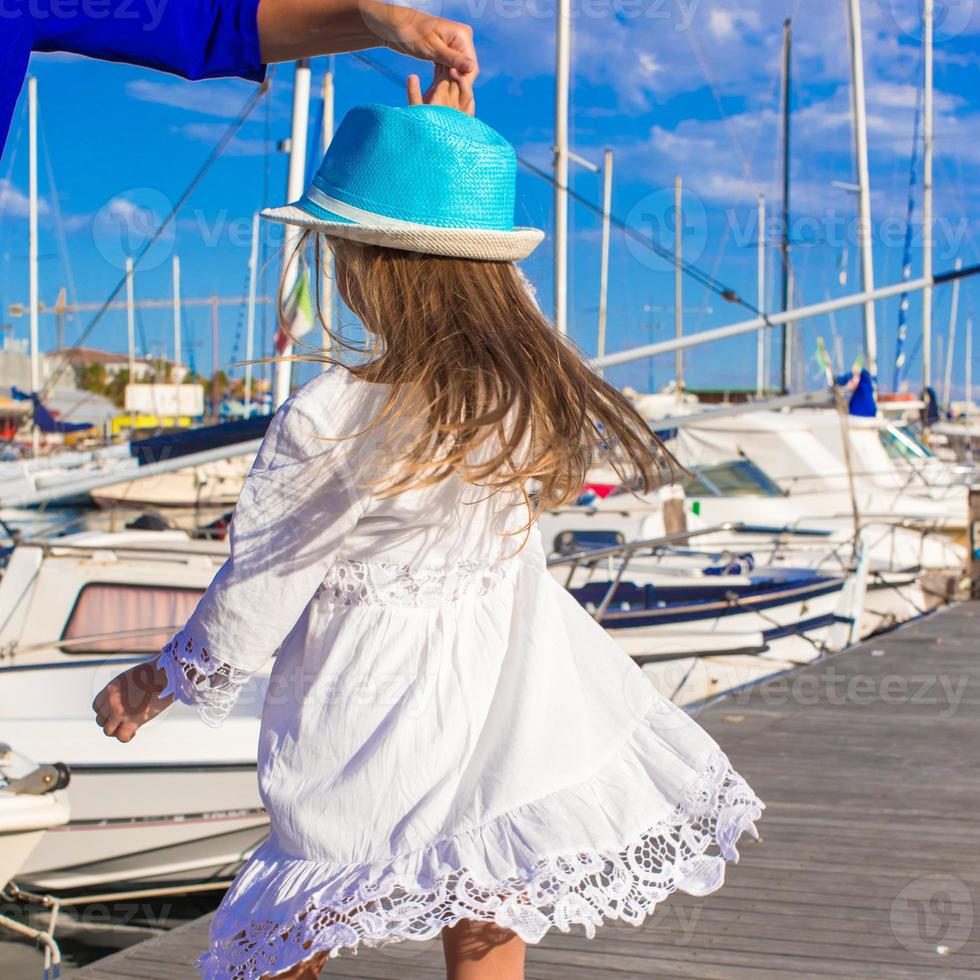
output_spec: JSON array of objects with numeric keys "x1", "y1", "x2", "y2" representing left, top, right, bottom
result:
[
  {"x1": 847, "y1": 369, "x2": 877, "y2": 418},
  {"x1": 12, "y1": 388, "x2": 93, "y2": 433},
  {"x1": 131, "y1": 415, "x2": 273, "y2": 466}
]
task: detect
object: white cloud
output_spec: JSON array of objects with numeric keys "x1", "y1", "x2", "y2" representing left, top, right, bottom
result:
[
  {"x1": 867, "y1": 80, "x2": 964, "y2": 113},
  {"x1": 177, "y1": 123, "x2": 273, "y2": 157},
  {"x1": 101, "y1": 197, "x2": 144, "y2": 223},
  {"x1": 125, "y1": 79, "x2": 269, "y2": 119},
  {"x1": 708, "y1": 8, "x2": 736, "y2": 40},
  {"x1": 0, "y1": 178, "x2": 51, "y2": 219}
]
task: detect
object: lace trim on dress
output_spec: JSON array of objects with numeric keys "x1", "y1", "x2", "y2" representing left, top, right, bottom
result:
[
  {"x1": 317, "y1": 558, "x2": 514, "y2": 609},
  {"x1": 156, "y1": 631, "x2": 252, "y2": 728},
  {"x1": 198, "y1": 752, "x2": 763, "y2": 979}
]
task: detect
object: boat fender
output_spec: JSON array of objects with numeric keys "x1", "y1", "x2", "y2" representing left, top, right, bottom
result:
[{"x1": 2, "y1": 763, "x2": 71, "y2": 796}]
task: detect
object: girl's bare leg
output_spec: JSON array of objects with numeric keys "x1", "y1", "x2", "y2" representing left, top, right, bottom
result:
[
  {"x1": 261, "y1": 950, "x2": 327, "y2": 980},
  {"x1": 442, "y1": 920, "x2": 526, "y2": 980}
]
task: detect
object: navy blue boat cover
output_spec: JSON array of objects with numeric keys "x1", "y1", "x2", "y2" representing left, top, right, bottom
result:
[{"x1": 131, "y1": 415, "x2": 273, "y2": 466}]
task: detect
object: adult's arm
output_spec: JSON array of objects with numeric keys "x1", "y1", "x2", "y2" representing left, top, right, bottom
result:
[
  {"x1": 28, "y1": 0, "x2": 267, "y2": 82},
  {"x1": 257, "y1": 0, "x2": 477, "y2": 77},
  {"x1": 2, "y1": 0, "x2": 477, "y2": 150},
  {"x1": 28, "y1": 0, "x2": 476, "y2": 82}
]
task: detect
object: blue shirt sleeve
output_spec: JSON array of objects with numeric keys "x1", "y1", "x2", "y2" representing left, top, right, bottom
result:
[
  {"x1": 0, "y1": 32, "x2": 32, "y2": 153},
  {"x1": 2, "y1": 0, "x2": 267, "y2": 151}
]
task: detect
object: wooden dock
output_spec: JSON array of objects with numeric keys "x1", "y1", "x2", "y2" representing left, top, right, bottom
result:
[{"x1": 70, "y1": 602, "x2": 980, "y2": 978}]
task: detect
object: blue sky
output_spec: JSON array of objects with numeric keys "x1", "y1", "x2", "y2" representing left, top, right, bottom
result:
[{"x1": 1, "y1": 0, "x2": 978, "y2": 397}]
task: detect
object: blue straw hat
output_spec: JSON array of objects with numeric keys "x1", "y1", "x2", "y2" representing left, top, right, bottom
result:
[{"x1": 261, "y1": 104, "x2": 544, "y2": 261}]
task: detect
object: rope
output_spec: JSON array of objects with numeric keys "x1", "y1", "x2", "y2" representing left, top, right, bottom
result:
[
  {"x1": 38, "y1": 105, "x2": 79, "y2": 319},
  {"x1": 38, "y1": 74, "x2": 275, "y2": 402},
  {"x1": 680, "y1": 25, "x2": 754, "y2": 181},
  {"x1": 0, "y1": 99, "x2": 24, "y2": 216}
]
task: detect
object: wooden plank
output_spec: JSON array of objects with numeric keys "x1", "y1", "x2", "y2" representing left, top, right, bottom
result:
[{"x1": 69, "y1": 601, "x2": 980, "y2": 979}]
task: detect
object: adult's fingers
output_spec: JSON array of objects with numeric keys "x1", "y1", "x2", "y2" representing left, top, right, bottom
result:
[{"x1": 428, "y1": 24, "x2": 478, "y2": 79}]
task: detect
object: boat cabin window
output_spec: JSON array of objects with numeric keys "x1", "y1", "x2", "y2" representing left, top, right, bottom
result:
[
  {"x1": 879, "y1": 425, "x2": 934, "y2": 463},
  {"x1": 552, "y1": 529, "x2": 626, "y2": 556},
  {"x1": 61, "y1": 583, "x2": 204, "y2": 655},
  {"x1": 680, "y1": 460, "x2": 783, "y2": 498}
]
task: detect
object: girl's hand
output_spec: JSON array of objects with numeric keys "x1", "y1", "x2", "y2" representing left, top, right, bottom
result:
[
  {"x1": 407, "y1": 66, "x2": 475, "y2": 116},
  {"x1": 93, "y1": 661, "x2": 173, "y2": 743}
]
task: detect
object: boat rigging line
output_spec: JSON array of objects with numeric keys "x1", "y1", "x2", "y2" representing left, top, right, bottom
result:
[{"x1": 39, "y1": 71, "x2": 276, "y2": 402}]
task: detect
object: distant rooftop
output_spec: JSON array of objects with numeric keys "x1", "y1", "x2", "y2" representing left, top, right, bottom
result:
[{"x1": 54, "y1": 347, "x2": 157, "y2": 365}]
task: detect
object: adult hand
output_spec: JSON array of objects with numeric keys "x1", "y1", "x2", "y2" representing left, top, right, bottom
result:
[
  {"x1": 367, "y1": 2, "x2": 478, "y2": 79},
  {"x1": 407, "y1": 65, "x2": 475, "y2": 115},
  {"x1": 258, "y1": 0, "x2": 478, "y2": 80}
]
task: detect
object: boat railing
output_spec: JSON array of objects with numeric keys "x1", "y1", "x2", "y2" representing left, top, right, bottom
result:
[
  {"x1": 5, "y1": 625, "x2": 185, "y2": 659},
  {"x1": 776, "y1": 466, "x2": 956, "y2": 490},
  {"x1": 547, "y1": 522, "x2": 746, "y2": 622},
  {"x1": 22, "y1": 538, "x2": 229, "y2": 560}
]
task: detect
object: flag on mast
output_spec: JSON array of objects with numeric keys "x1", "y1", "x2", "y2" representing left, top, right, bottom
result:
[{"x1": 274, "y1": 271, "x2": 314, "y2": 355}]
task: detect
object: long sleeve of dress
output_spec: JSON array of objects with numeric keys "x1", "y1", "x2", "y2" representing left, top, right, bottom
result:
[{"x1": 155, "y1": 376, "x2": 371, "y2": 726}]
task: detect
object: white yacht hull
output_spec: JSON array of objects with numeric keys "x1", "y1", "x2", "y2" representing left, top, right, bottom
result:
[
  {"x1": 2, "y1": 659, "x2": 269, "y2": 892},
  {"x1": 0, "y1": 746, "x2": 71, "y2": 886},
  {"x1": 91, "y1": 456, "x2": 253, "y2": 511}
]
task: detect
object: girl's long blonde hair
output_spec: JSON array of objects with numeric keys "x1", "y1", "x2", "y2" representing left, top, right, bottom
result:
[{"x1": 281, "y1": 234, "x2": 679, "y2": 519}]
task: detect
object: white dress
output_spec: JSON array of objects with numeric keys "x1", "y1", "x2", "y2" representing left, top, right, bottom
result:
[{"x1": 156, "y1": 366, "x2": 763, "y2": 980}]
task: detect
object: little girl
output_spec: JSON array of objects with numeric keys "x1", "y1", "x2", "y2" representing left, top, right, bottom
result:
[{"x1": 94, "y1": 73, "x2": 762, "y2": 980}]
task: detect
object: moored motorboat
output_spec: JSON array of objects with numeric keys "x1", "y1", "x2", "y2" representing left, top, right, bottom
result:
[
  {"x1": 0, "y1": 742, "x2": 71, "y2": 887},
  {"x1": 0, "y1": 530, "x2": 269, "y2": 891}
]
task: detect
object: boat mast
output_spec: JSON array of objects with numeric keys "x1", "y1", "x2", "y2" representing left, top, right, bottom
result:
[
  {"x1": 596, "y1": 148, "x2": 612, "y2": 374},
  {"x1": 172, "y1": 255, "x2": 182, "y2": 380},
  {"x1": 274, "y1": 60, "x2": 312, "y2": 408},
  {"x1": 966, "y1": 315, "x2": 973, "y2": 411},
  {"x1": 125, "y1": 257, "x2": 136, "y2": 382},
  {"x1": 942, "y1": 257, "x2": 962, "y2": 408},
  {"x1": 245, "y1": 212, "x2": 260, "y2": 414},
  {"x1": 779, "y1": 18, "x2": 792, "y2": 395},
  {"x1": 28, "y1": 76, "x2": 40, "y2": 454},
  {"x1": 922, "y1": 0, "x2": 934, "y2": 393},
  {"x1": 553, "y1": 0, "x2": 570, "y2": 336},
  {"x1": 320, "y1": 61, "x2": 335, "y2": 369},
  {"x1": 757, "y1": 193, "x2": 766, "y2": 396},
  {"x1": 125, "y1": 256, "x2": 136, "y2": 428},
  {"x1": 846, "y1": 0, "x2": 878, "y2": 378},
  {"x1": 674, "y1": 175, "x2": 684, "y2": 396}
]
